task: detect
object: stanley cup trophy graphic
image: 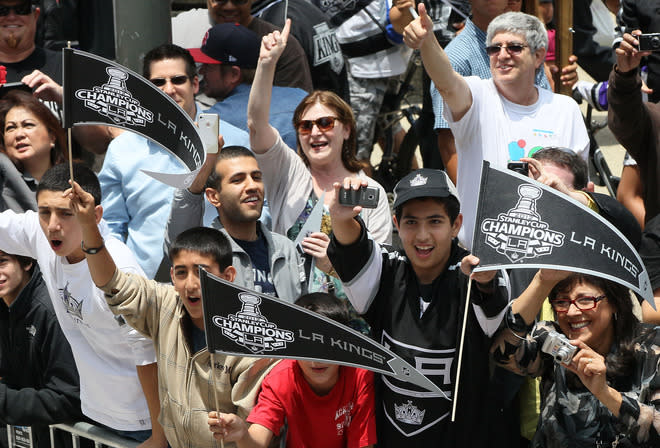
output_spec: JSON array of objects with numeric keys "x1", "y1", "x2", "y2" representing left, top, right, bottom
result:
[
  {"x1": 103, "y1": 68, "x2": 131, "y2": 96},
  {"x1": 508, "y1": 185, "x2": 542, "y2": 222},
  {"x1": 236, "y1": 293, "x2": 269, "y2": 325},
  {"x1": 500, "y1": 184, "x2": 544, "y2": 260}
]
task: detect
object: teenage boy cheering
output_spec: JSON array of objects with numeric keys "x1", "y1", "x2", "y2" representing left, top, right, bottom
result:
[
  {"x1": 0, "y1": 163, "x2": 163, "y2": 445},
  {"x1": 327, "y1": 168, "x2": 509, "y2": 447},
  {"x1": 66, "y1": 180, "x2": 274, "y2": 448}
]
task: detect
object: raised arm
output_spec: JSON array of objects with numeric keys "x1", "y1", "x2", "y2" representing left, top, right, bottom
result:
[
  {"x1": 403, "y1": 4, "x2": 472, "y2": 121},
  {"x1": 607, "y1": 31, "x2": 653, "y2": 163},
  {"x1": 328, "y1": 178, "x2": 366, "y2": 246},
  {"x1": 65, "y1": 181, "x2": 115, "y2": 287},
  {"x1": 164, "y1": 144, "x2": 220, "y2": 254},
  {"x1": 248, "y1": 19, "x2": 291, "y2": 153}
]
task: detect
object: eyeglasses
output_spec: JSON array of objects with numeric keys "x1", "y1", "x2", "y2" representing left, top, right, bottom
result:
[
  {"x1": 485, "y1": 43, "x2": 528, "y2": 57},
  {"x1": 210, "y1": 0, "x2": 250, "y2": 5},
  {"x1": 297, "y1": 116, "x2": 337, "y2": 135},
  {"x1": 150, "y1": 75, "x2": 189, "y2": 87},
  {"x1": 0, "y1": 3, "x2": 35, "y2": 16},
  {"x1": 549, "y1": 295, "x2": 606, "y2": 313}
]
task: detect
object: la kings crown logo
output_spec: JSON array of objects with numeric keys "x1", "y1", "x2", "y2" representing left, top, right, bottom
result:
[
  {"x1": 213, "y1": 292, "x2": 294, "y2": 354},
  {"x1": 75, "y1": 67, "x2": 154, "y2": 127},
  {"x1": 480, "y1": 184, "x2": 565, "y2": 263},
  {"x1": 395, "y1": 400, "x2": 426, "y2": 426}
]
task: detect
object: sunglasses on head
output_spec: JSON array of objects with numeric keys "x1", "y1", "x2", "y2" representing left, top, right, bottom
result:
[
  {"x1": 297, "y1": 116, "x2": 337, "y2": 135},
  {"x1": 150, "y1": 75, "x2": 189, "y2": 87},
  {"x1": 0, "y1": 3, "x2": 34, "y2": 16},
  {"x1": 485, "y1": 43, "x2": 528, "y2": 57}
]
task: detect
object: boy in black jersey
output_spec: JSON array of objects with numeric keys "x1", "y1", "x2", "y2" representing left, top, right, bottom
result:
[{"x1": 327, "y1": 168, "x2": 509, "y2": 447}]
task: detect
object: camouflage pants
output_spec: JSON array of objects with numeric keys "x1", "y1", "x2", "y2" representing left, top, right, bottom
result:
[{"x1": 348, "y1": 71, "x2": 403, "y2": 161}]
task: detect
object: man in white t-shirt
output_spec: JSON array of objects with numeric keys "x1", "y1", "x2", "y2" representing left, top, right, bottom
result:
[
  {"x1": 404, "y1": 7, "x2": 589, "y2": 248},
  {"x1": 0, "y1": 163, "x2": 165, "y2": 446}
]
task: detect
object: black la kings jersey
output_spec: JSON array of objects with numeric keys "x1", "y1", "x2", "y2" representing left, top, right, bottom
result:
[{"x1": 328, "y1": 220, "x2": 509, "y2": 447}]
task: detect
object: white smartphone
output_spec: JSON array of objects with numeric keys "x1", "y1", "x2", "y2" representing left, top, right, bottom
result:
[{"x1": 198, "y1": 113, "x2": 219, "y2": 154}]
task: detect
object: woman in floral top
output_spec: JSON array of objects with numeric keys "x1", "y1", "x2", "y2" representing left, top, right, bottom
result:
[{"x1": 492, "y1": 270, "x2": 660, "y2": 447}]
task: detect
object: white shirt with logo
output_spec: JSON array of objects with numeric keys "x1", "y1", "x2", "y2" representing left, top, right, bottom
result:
[
  {"x1": 0, "y1": 210, "x2": 155, "y2": 431},
  {"x1": 445, "y1": 77, "x2": 589, "y2": 249}
]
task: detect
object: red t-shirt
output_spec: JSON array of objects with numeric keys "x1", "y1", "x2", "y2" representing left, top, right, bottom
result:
[{"x1": 247, "y1": 359, "x2": 377, "y2": 448}]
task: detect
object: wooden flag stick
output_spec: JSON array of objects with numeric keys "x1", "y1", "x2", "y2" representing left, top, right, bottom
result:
[
  {"x1": 66, "y1": 41, "x2": 74, "y2": 184},
  {"x1": 451, "y1": 277, "x2": 472, "y2": 421},
  {"x1": 210, "y1": 352, "x2": 225, "y2": 448}
]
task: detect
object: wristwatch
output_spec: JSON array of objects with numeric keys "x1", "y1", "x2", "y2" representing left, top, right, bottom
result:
[{"x1": 81, "y1": 239, "x2": 105, "y2": 254}]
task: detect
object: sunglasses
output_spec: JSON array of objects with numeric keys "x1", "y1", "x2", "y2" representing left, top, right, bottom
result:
[
  {"x1": 210, "y1": 0, "x2": 250, "y2": 5},
  {"x1": 485, "y1": 43, "x2": 528, "y2": 57},
  {"x1": 549, "y1": 295, "x2": 606, "y2": 313},
  {"x1": 150, "y1": 75, "x2": 189, "y2": 87},
  {"x1": 297, "y1": 116, "x2": 337, "y2": 135},
  {"x1": 0, "y1": 3, "x2": 34, "y2": 16}
]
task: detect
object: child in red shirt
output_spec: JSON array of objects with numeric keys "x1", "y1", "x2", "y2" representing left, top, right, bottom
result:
[{"x1": 208, "y1": 292, "x2": 377, "y2": 448}]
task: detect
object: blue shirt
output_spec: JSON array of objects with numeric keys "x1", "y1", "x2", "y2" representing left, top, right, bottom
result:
[
  {"x1": 431, "y1": 18, "x2": 551, "y2": 130},
  {"x1": 205, "y1": 83, "x2": 308, "y2": 150},
  {"x1": 99, "y1": 110, "x2": 250, "y2": 278}
]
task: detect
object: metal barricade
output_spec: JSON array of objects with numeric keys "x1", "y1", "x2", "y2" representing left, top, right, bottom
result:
[{"x1": 49, "y1": 423, "x2": 140, "y2": 448}]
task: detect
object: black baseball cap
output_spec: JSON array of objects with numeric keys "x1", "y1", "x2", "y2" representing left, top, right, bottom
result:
[
  {"x1": 392, "y1": 169, "x2": 459, "y2": 209},
  {"x1": 189, "y1": 23, "x2": 259, "y2": 68}
]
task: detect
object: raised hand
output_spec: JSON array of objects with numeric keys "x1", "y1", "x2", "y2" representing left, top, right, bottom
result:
[
  {"x1": 21, "y1": 70, "x2": 63, "y2": 104},
  {"x1": 64, "y1": 180, "x2": 98, "y2": 228},
  {"x1": 616, "y1": 31, "x2": 651, "y2": 73},
  {"x1": 259, "y1": 18, "x2": 291, "y2": 67},
  {"x1": 402, "y1": 3, "x2": 433, "y2": 50}
]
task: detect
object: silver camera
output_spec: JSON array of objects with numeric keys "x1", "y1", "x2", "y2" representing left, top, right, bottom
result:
[
  {"x1": 639, "y1": 33, "x2": 660, "y2": 52},
  {"x1": 541, "y1": 331, "x2": 577, "y2": 364}
]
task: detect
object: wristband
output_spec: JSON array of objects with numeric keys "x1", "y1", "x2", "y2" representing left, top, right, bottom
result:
[{"x1": 81, "y1": 239, "x2": 105, "y2": 254}]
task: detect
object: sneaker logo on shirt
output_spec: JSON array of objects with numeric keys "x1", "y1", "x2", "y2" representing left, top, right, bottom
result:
[
  {"x1": 59, "y1": 282, "x2": 84, "y2": 322},
  {"x1": 212, "y1": 292, "x2": 294, "y2": 354}
]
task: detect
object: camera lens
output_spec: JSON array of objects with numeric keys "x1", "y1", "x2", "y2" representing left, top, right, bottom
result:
[
  {"x1": 652, "y1": 36, "x2": 660, "y2": 49},
  {"x1": 555, "y1": 347, "x2": 570, "y2": 363}
]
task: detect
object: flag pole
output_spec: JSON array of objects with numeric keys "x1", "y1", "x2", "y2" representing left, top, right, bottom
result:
[
  {"x1": 451, "y1": 277, "x2": 472, "y2": 421},
  {"x1": 210, "y1": 352, "x2": 225, "y2": 448},
  {"x1": 66, "y1": 42, "x2": 74, "y2": 184}
]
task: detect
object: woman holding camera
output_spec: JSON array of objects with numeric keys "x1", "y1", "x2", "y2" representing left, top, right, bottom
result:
[
  {"x1": 247, "y1": 19, "x2": 391, "y2": 329},
  {"x1": 492, "y1": 270, "x2": 660, "y2": 447}
]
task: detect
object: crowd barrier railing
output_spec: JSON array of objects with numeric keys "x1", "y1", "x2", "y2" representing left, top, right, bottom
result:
[{"x1": 49, "y1": 422, "x2": 140, "y2": 448}]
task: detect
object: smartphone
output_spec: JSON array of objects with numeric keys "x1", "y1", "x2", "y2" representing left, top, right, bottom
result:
[
  {"x1": 198, "y1": 113, "x2": 219, "y2": 154},
  {"x1": 338, "y1": 186, "x2": 380, "y2": 208},
  {"x1": 638, "y1": 33, "x2": 660, "y2": 52},
  {"x1": 507, "y1": 161, "x2": 529, "y2": 176},
  {"x1": 0, "y1": 82, "x2": 32, "y2": 100}
]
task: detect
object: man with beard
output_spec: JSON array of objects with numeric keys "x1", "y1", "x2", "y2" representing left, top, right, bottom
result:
[
  {"x1": 0, "y1": 0, "x2": 60, "y2": 82},
  {"x1": 165, "y1": 145, "x2": 305, "y2": 302}
]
